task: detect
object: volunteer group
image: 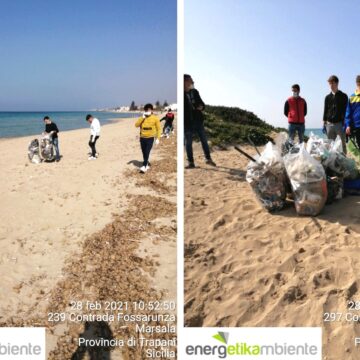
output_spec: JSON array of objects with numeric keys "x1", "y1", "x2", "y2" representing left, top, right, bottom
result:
[
  {"x1": 284, "y1": 75, "x2": 360, "y2": 154},
  {"x1": 40, "y1": 106, "x2": 175, "y2": 173}
]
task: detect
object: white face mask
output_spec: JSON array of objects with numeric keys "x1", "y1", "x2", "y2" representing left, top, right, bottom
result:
[
  {"x1": 189, "y1": 84, "x2": 195, "y2": 90},
  {"x1": 293, "y1": 91, "x2": 299, "y2": 97},
  {"x1": 144, "y1": 111, "x2": 152, "y2": 116}
]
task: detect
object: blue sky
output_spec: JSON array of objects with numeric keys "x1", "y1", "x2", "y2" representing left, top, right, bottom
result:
[
  {"x1": 0, "y1": 0, "x2": 176, "y2": 111},
  {"x1": 185, "y1": 0, "x2": 360, "y2": 128}
]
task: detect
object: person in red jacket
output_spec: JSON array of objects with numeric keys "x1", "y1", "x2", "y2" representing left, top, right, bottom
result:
[{"x1": 284, "y1": 84, "x2": 307, "y2": 143}]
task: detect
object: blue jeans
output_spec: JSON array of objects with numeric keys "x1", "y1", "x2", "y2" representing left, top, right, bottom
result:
[
  {"x1": 53, "y1": 137, "x2": 60, "y2": 160},
  {"x1": 288, "y1": 123, "x2": 305, "y2": 143},
  {"x1": 185, "y1": 122, "x2": 211, "y2": 164},
  {"x1": 140, "y1": 137, "x2": 154, "y2": 166}
]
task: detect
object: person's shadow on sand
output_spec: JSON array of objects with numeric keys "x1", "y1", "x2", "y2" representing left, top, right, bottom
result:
[
  {"x1": 71, "y1": 321, "x2": 113, "y2": 360},
  {"x1": 193, "y1": 165, "x2": 246, "y2": 182},
  {"x1": 127, "y1": 160, "x2": 143, "y2": 168}
]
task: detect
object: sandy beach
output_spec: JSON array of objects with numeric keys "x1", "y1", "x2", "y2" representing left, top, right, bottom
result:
[
  {"x1": 0, "y1": 115, "x2": 177, "y2": 359},
  {"x1": 185, "y1": 143, "x2": 360, "y2": 360}
]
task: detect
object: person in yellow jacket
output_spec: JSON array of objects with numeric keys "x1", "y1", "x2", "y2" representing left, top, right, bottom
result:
[{"x1": 135, "y1": 103, "x2": 161, "y2": 173}]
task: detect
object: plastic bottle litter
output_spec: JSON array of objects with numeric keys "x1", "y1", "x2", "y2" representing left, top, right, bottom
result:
[
  {"x1": 246, "y1": 142, "x2": 287, "y2": 212},
  {"x1": 284, "y1": 144, "x2": 327, "y2": 216}
]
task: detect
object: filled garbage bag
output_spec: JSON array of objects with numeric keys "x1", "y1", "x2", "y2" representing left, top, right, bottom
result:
[
  {"x1": 28, "y1": 139, "x2": 42, "y2": 164},
  {"x1": 246, "y1": 142, "x2": 287, "y2": 212},
  {"x1": 40, "y1": 133, "x2": 56, "y2": 161},
  {"x1": 324, "y1": 136, "x2": 359, "y2": 179},
  {"x1": 326, "y1": 176, "x2": 343, "y2": 204},
  {"x1": 27, "y1": 133, "x2": 56, "y2": 163},
  {"x1": 284, "y1": 144, "x2": 327, "y2": 216},
  {"x1": 306, "y1": 132, "x2": 332, "y2": 164},
  {"x1": 274, "y1": 131, "x2": 294, "y2": 156}
]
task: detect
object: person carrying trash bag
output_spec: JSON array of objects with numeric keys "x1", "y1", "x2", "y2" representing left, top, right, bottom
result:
[
  {"x1": 43, "y1": 116, "x2": 61, "y2": 161},
  {"x1": 284, "y1": 144, "x2": 327, "y2": 216},
  {"x1": 245, "y1": 142, "x2": 287, "y2": 212},
  {"x1": 135, "y1": 103, "x2": 161, "y2": 173}
]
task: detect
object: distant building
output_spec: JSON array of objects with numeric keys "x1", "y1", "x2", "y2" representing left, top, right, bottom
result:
[{"x1": 165, "y1": 103, "x2": 177, "y2": 111}]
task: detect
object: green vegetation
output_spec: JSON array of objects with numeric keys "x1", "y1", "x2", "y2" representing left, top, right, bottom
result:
[{"x1": 202, "y1": 105, "x2": 283, "y2": 146}]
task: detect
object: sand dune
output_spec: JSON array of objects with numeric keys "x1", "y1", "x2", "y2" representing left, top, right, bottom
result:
[
  {"x1": 0, "y1": 116, "x2": 177, "y2": 359},
  {"x1": 185, "y1": 143, "x2": 360, "y2": 360}
]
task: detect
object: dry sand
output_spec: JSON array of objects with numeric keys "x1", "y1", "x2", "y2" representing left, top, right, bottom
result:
[
  {"x1": 0, "y1": 115, "x2": 177, "y2": 359},
  {"x1": 185, "y1": 143, "x2": 360, "y2": 360}
]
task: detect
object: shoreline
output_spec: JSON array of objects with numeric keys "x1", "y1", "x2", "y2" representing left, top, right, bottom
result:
[
  {"x1": 0, "y1": 116, "x2": 134, "y2": 142},
  {"x1": 0, "y1": 112, "x2": 167, "y2": 141}
]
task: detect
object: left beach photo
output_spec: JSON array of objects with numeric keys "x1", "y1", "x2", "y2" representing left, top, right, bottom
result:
[{"x1": 0, "y1": 1, "x2": 177, "y2": 359}]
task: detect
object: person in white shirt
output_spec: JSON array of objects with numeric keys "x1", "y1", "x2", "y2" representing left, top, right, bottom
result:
[{"x1": 86, "y1": 114, "x2": 101, "y2": 160}]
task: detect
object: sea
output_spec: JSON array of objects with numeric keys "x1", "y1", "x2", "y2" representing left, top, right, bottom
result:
[
  {"x1": 305, "y1": 128, "x2": 324, "y2": 138},
  {"x1": 0, "y1": 112, "x2": 141, "y2": 138}
]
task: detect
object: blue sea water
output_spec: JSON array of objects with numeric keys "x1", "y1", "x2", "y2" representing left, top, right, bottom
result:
[
  {"x1": 0, "y1": 112, "x2": 141, "y2": 138},
  {"x1": 305, "y1": 128, "x2": 324, "y2": 138}
]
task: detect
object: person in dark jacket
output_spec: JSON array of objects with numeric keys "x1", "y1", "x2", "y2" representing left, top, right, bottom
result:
[
  {"x1": 43, "y1": 116, "x2": 60, "y2": 161},
  {"x1": 323, "y1": 75, "x2": 348, "y2": 154},
  {"x1": 284, "y1": 84, "x2": 307, "y2": 143},
  {"x1": 184, "y1": 74, "x2": 216, "y2": 168},
  {"x1": 160, "y1": 109, "x2": 175, "y2": 135}
]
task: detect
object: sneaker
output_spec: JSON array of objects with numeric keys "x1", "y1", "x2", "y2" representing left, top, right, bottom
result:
[
  {"x1": 206, "y1": 158, "x2": 217, "y2": 167},
  {"x1": 140, "y1": 165, "x2": 147, "y2": 173},
  {"x1": 88, "y1": 156, "x2": 96, "y2": 160},
  {"x1": 145, "y1": 165, "x2": 151, "y2": 171},
  {"x1": 185, "y1": 162, "x2": 196, "y2": 169}
]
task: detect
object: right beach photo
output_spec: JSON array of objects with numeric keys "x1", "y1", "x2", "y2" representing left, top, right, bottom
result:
[{"x1": 184, "y1": 1, "x2": 360, "y2": 359}]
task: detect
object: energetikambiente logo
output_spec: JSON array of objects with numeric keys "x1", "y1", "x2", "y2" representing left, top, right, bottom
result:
[
  {"x1": 0, "y1": 328, "x2": 45, "y2": 359},
  {"x1": 185, "y1": 331, "x2": 320, "y2": 359}
]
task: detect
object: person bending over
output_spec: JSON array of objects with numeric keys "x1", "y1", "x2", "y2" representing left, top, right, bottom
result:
[{"x1": 44, "y1": 116, "x2": 60, "y2": 161}]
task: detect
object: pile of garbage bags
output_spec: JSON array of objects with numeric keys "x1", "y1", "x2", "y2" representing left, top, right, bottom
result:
[{"x1": 245, "y1": 132, "x2": 359, "y2": 216}]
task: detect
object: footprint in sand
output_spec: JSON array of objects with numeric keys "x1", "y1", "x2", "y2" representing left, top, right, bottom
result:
[
  {"x1": 242, "y1": 204, "x2": 255, "y2": 211},
  {"x1": 346, "y1": 281, "x2": 358, "y2": 301},
  {"x1": 282, "y1": 285, "x2": 307, "y2": 304},
  {"x1": 213, "y1": 217, "x2": 226, "y2": 230},
  {"x1": 313, "y1": 269, "x2": 333, "y2": 289}
]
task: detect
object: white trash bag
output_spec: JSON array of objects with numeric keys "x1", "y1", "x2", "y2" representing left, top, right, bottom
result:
[
  {"x1": 284, "y1": 144, "x2": 327, "y2": 216},
  {"x1": 246, "y1": 142, "x2": 287, "y2": 212}
]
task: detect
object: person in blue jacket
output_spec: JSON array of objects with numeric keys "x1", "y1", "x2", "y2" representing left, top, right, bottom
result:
[{"x1": 345, "y1": 75, "x2": 360, "y2": 148}]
